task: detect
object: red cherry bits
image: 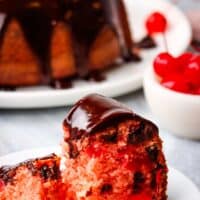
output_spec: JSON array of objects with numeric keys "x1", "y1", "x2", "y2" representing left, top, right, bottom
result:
[{"x1": 153, "y1": 52, "x2": 200, "y2": 95}]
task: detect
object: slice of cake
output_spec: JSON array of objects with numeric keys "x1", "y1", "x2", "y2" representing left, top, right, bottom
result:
[
  {"x1": 0, "y1": 154, "x2": 69, "y2": 200},
  {"x1": 62, "y1": 94, "x2": 168, "y2": 200}
]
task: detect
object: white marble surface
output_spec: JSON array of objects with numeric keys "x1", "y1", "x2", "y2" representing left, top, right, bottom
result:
[{"x1": 0, "y1": 0, "x2": 199, "y2": 191}]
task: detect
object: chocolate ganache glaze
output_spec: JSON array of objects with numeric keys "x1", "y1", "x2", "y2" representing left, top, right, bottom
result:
[{"x1": 64, "y1": 94, "x2": 135, "y2": 137}]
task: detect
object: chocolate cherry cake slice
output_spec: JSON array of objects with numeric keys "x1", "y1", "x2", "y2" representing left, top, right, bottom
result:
[
  {"x1": 0, "y1": 154, "x2": 70, "y2": 200},
  {"x1": 62, "y1": 94, "x2": 168, "y2": 200}
]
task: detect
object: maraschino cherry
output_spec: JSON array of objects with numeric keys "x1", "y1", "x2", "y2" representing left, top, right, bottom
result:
[
  {"x1": 161, "y1": 75, "x2": 190, "y2": 93},
  {"x1": 153, "y1": 52, "x2": 200, "y2": 95},
  {"x1": 184, "y1": 55, "x2": 200, "y2": 86},
  {"x1": 153, "y1": 52, "x2": 177, "y2": 77},
  {"x1": 177, "y1": 52, "x2": 194, "y2": 69},
  {"x1": 146, "y1": 12, "x2": 168, "y2": 35}
]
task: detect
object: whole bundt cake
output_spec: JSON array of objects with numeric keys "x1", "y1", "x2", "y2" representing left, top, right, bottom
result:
[{"x1": 0, "y1": 0, "x2": 140, "y2": 89}]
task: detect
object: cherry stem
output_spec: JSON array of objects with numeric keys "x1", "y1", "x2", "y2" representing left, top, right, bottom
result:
[{"x1": 163, "y1": 32, "x2": 169, "y2": 53}]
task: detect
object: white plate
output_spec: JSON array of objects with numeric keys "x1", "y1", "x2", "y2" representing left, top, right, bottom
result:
[
  {"x1": 0, "y1": 147, "x2": 199, "y2": 200},
  {"x1": 0, "y1": 0, "x2": 192, "y2": 108}
]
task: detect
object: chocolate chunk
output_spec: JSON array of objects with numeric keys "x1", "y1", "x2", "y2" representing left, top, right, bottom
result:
[
  {"x1": 67, "y1": 141, "x2": 79, "y2": 158},
  {"x1": 151, "y1": 171, "x2": 156, "y2": 189},
  {"x1": 100, "y1": 131, "x2": 118, "y2": 143},
  {"x1": 143, "y1": 123, "x2": 155, "y2": 139},
  {"x1": 146, "y1": 145, "x2": 159, "y2": 162},
  {"x1": 25, "y1": 154, "x2": 60, "y2": 181},
  {"x1": 40, "y1": 163, "x2": 60, "y2": 180},
  {"x1": 86, "y1": 189, "x2": 92, "y2": 196},
  {"x1": 127, "y1": 119, "x2": 156, "y2": 145},
  {"x1": 127, "y1": 122, "x2": 145, "y2": 144},
  {"x1": 134, "y1": 172, "x2": 145, "y2": 184},
  {"x1": 40, "y1": 165, "x2": 52, "y2": 180},
  {"x1": 156, "y1": 163, "x2": 165, "y2": 170},
  {"x1": 0, "y1": 166, "x2": 16, "y2": 184},
  {"x1": 127, "y1": 131, "x2": 142, "y2": 144},
  {"x1": 100, "y1": 184, "x2": 113, "y2": 194},
  {"x1": 133, "y1": 172, "x2": 145, "y2": 193}
]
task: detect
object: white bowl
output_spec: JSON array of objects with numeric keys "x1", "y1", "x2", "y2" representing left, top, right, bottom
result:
[{"x1": 143, "y1": 67, "x2": 200, "y2": 140}]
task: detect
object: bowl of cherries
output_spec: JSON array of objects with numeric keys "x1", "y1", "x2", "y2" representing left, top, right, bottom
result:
[{"x1": 144, "y1": 52, "x2": 200, "y2": 139}]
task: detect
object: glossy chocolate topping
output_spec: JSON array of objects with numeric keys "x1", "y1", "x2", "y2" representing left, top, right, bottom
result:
[
  {"x1": 64, "y1": 94, "x2": 134, "y2": 136},
  {"x1": 0, "y1": 0, "x2": 137, "y2": 86}
]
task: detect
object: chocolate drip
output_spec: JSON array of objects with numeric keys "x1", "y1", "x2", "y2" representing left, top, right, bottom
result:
[
  {"x1": 0, "y1": 154, "x2": 60, "y2": 184},
  {"x1": 17, "y1": 10, "x2": 53, "y2": 81},
  {"x1": 0, "y1": 0, "x2": 139, "y2": 87},
  {"x1": 0, "y1": 1, "x2": 63, "y2": 84},
  {"x1": 64, "y1": 94, "x2": 134, "y2": 137},
  {"x1": 85, "y1": 71, "x2": 105, "y2": 82},
  {"x1": 0, "y1": 1, "x2": 61, "y2": 16},
  {"x1": 0, "y1": 85, "x2": 16, "y2": 91},
  {"x1": 102, "y1": 0, "x2": 137, "y2": 61},
  {"x1": 136, "y1": 35, "x2": 157, "y2": 49},
  {"x1": 63, "y1": 0, "x2": 105, "y2": 77},
  {"x1": 50, "y1": 77, "x2": 73, "y2": 89}
]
